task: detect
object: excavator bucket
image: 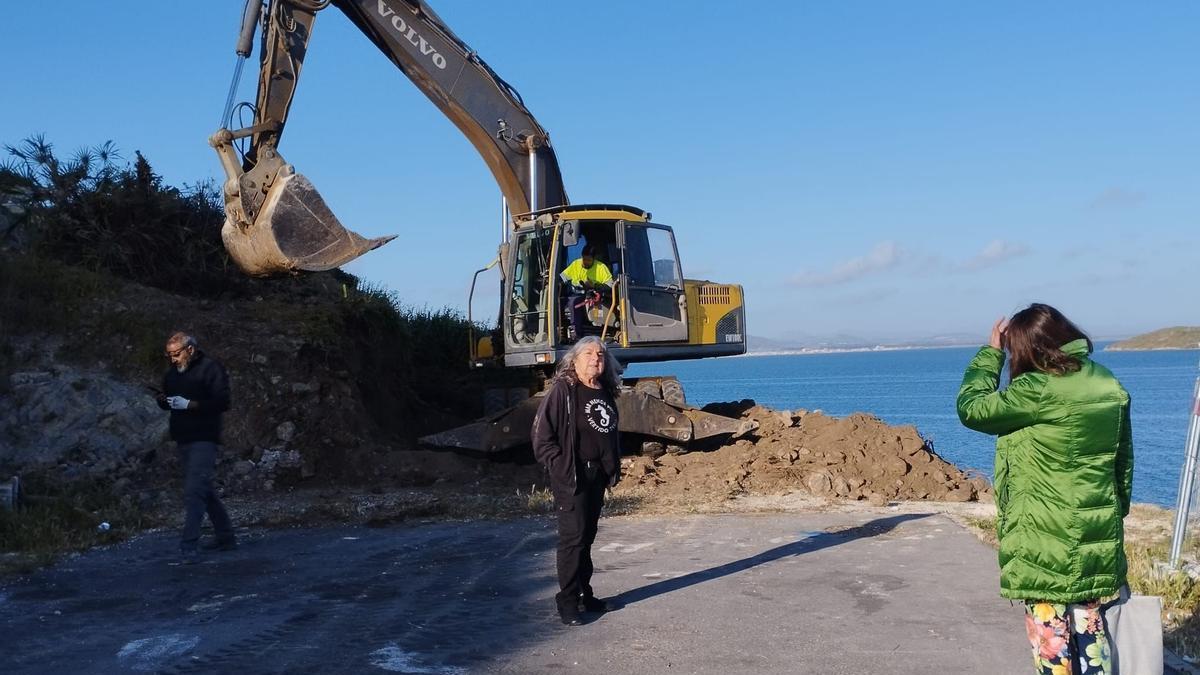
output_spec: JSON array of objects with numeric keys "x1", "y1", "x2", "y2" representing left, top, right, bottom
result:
[
  {"x1": 222, "y1": 172, "x2": 395, "y2": 277},
  {"x1": 418, "y1": 395, "x2": 544, "y2": 456},
  {"x1": 615, "y1": 394, "x2": 759, "y2": 444},
  {"x1": 418, "y1": 383, "x2": 758, "y2": 455}
]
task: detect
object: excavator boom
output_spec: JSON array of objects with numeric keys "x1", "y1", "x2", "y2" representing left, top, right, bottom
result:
[{"x1": 211, "y1": 0, "x2": 567, "y2": 276}]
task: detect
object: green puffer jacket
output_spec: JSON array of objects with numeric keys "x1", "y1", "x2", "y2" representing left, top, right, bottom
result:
[{"x1": 957, "y1": 339, "x2": 1132, "y2": 603}]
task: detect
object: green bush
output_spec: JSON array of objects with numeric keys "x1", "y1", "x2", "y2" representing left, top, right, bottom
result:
[
  {"x1": 334, "y1": 281, "x2": 482, "y2": 429},
  {"x1": 1, "y1": 135, "x2": 248, "y2": 298}
]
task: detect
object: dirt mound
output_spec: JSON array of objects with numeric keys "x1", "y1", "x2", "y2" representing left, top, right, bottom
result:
[{"x1": 617, "y1": 404, "x2": 991, "y2": 505}]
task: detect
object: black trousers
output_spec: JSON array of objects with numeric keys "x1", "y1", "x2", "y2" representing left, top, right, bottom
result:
[
  {"x1": 179, "y1": 441, "x2": 234, "y2": 552},
  {"x1": 554, "y1": 463, "x2": 607, "y2": 615}
]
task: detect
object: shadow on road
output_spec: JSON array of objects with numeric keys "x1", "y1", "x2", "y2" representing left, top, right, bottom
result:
[{"x1": 612, "y1": 512, "x2": 933, "y2": 607}]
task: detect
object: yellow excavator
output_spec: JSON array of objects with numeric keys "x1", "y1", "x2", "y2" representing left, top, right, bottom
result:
[{"x1": 209, "y1": 0, "x2": 756, "y2": 455}]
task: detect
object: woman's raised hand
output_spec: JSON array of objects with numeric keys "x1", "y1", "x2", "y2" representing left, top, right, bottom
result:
[{"x1": 989, "y1": 317, "x2": 1009, "y2": 350}]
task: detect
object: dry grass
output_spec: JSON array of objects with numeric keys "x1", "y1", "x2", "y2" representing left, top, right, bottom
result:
[{"x1": 0, "y1": 477, "x2": 160, "y2": 576}]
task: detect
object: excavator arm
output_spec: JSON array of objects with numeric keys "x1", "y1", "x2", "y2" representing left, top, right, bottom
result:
[{"x1": 211, "y1": 0, "x2": 568, "y2": 276}]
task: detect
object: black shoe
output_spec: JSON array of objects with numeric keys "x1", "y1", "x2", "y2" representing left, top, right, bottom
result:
[
  {"x1": 578, "y1": 596, "x2": 614, "y2": 613},
  {"x1": 200, "y1": 538, "x2": 237, "y2": 552},
  {"x1": 559, "y1": 611, "x2": 582, "y2": 626}
]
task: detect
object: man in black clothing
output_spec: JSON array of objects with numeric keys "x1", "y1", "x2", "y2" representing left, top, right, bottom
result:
[{"x1": 156, "y1": 331, "x2": 236, "y2": 563}]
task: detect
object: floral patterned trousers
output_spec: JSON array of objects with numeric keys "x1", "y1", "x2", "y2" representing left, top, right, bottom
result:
[{"x1": 1024, "y1": 600, "x2": 1110, "y2": 674}]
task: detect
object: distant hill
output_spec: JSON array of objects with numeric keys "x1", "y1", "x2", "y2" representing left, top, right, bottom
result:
[{"x1": 1106, "y1": 327, "x2": 1200, "y2": 351}]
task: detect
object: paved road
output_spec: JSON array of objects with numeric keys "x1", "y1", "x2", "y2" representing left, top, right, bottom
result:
[{"x1": 1, "y1": 511, "x2": 1035, "y2": 674}]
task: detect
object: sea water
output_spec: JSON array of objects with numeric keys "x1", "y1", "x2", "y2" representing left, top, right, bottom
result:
[{"x1": 626, "y1": 344, "x2": 1198, "y2": 507}]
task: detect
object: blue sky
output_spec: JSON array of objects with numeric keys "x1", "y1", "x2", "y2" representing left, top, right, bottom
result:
[{"x1": 2, "y1": 2, "x2": 1196, "y2": 341}]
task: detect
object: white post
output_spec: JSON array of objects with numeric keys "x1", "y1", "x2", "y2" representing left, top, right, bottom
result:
[
  {"x1": 529, "y1": 149, "x2": 538, "y2": 213},
  {"x1": 1170, "y1": 345, "x2": 1200, "y2": 568},
  {"x1": 500, "y1": 196, "x2": 509, "y2": 243}
]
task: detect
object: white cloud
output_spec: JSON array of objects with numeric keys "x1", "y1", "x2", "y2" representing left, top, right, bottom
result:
[
  {"x1": 959, "y1": 239, "x2": 1029, "y2": 270},
  {"x1": 789, "y1": 241, "x2": 903, "y2": 287},
  {"x1": 821, "y1": 287, "x2": 899, "y2": 306}
]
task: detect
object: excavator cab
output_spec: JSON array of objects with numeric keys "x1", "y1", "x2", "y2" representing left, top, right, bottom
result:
[
  {"x1": 500, "y1": 205, "x2": 695, "y2": 367},
  {"x1": 435, "y1": 204, "x2": 756, "y2": 455}
]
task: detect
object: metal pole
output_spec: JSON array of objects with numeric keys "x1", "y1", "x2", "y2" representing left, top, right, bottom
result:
[
  {"x1": 1170, "y1": 345, "x2": 1200, "y2": 568},
  {"x1": 528, "y1": 141, "x2": 542, "y2": 212},
  {"x1": 501, "y1": 196, "x2": 508, "y2": 243},
  {"x1": 219, "y1": 57, "x2": 248, "y2": 128},
  {"x1": 219, "y1": 0, "x2": 264, "y2": 127}
]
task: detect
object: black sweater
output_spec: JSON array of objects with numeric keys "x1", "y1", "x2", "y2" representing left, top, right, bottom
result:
[{"x1": 158, "y1": 351, "x2": 231, "y2": 444}]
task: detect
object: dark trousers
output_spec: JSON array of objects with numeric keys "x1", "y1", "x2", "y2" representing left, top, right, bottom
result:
[
  {"x1": 554, "y1": 463, "x2": 607, "y2": 615},
  {"x1": 179, "y1": 441, "x2": 234, "y2": 552},
  {"x1": 565, "y1": 292, "x2": 608, "y2": 337},
  {"x1": 565, "y1": 292, "x2": 589, "y2": 336}
]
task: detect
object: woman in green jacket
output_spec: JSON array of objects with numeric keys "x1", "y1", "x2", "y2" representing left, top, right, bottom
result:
[{"x1": 957, "y1": 303, "x2": 1132, "y2": 675}]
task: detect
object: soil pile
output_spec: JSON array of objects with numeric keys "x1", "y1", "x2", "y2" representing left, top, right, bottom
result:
[{"x1": 618, "y1": 403, "x2": 991, "y2": 505}]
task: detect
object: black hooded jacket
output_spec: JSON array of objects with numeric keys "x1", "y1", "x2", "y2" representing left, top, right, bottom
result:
[
  {"x1": 532, "y1": 378, "x2": 621, "y2": 502},
  {"x1": 158, "y1": 350, "x2": 231, "y2": 444}
]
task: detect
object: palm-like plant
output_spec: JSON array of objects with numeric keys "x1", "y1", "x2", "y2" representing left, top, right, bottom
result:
[{"x1": 1, "y1": 135, "x2": 239, "y2": 296}]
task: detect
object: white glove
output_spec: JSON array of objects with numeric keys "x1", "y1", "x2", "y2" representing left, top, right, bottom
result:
[{"x1": 166, "y1": 396, "x2": 191, "y2": 410}]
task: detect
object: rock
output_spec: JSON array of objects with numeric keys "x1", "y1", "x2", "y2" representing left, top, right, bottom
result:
[
  {"x1": 9, "y1": 371, "x2": 53, "y2": 387},
  {"x1": 881, "y1": 456, "x2": 910, "y2": 476},
  {"x1": 832, "y1": 477, "x2": 851, "y2": 497},
  {"x1": 806, "y1": 471, "x2": 833, "y2": 495},
  {"x1": 867, "y1": 492, "x2": 888, "y2": 507},
  {"x1": 233, "y1": 460, "x2": 255, "y2": 476},
  {"x1": 945, "y1": 485, "x2": 975, "y2": 502},
  {"x1": 252, "y1": 354, "x2": 268, "y2": 365},
  {"x1": 276, "y1": 421, "x2": 297, "y2": 442}
]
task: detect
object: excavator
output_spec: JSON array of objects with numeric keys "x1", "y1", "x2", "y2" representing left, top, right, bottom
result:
[{"x1": 209, "y1": 0, "x2": 757, "y2": 456}]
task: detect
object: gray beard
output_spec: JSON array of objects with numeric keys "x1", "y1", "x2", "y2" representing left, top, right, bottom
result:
[{"x1": 175, "y1": 363, "x2": 188, "y2": 373}]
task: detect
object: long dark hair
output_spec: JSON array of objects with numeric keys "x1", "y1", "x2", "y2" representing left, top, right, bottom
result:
[{"x1": 1005, "y1": 303, "x2": 1092, "y2": 379}]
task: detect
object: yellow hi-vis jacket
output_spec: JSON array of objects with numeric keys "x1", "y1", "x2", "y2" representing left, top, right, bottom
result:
[{"x1": 560, "y1": 258, "x2": 613, "y2": 287}]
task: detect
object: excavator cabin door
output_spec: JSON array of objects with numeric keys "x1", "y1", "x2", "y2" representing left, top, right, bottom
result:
[{"x1": 618, "y1": 221, "x2": 689, "y2": 343}]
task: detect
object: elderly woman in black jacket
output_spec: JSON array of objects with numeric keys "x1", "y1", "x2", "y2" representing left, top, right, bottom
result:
[{"x1": 532, "y1": 336, "x2": 623, "y2": 626}]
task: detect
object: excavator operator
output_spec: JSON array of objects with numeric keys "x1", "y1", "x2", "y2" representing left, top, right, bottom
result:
[{"x1": 560, "y1": 244, "x2": 614, "y2": 341}]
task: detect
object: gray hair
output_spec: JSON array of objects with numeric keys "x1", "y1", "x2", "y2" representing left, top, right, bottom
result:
[
  {"x1": 553, "y1": 336, "x2": 622, "y2": 395},
  {"x1": 167, "y1": 331, "x2": 197, "y2": 349}
]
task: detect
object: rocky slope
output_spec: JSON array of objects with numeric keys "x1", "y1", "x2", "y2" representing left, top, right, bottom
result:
[{"x1": 1, "y1": 258, "x2": 990, "y2": 513}]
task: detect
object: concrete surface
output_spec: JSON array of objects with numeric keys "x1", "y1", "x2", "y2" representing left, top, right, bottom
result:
[{"x1": 1, "y1": 511, "x2": 1038, "y2": 674}]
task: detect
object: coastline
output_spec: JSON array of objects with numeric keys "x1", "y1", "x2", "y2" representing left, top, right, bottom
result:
[{"x1": 745, "y1": 344, "x2": 979, "y2": 357}]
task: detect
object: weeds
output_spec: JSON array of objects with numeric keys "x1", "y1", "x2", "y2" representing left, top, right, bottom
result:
[
  {"x1": 963, "y1": 515, "x2": 998, "y2": 547},
  {"x1": 0, "y1": 253, "x2": 116, "y2": 335},
  {"x1": 517, "y1": 484, "x2": 555, "y2": 513},
  {"x1": 0, "y1": 475, "x2": 155, "y2": 576}
]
